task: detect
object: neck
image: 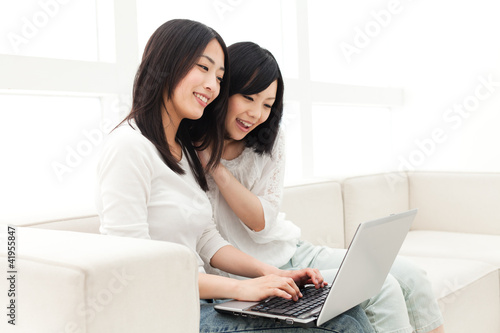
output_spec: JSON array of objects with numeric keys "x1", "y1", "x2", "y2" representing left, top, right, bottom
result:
[{"x1": 222, "y1": 139, "x2": 245, "y2": 160}]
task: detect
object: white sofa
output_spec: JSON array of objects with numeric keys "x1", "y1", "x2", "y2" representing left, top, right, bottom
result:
[
  {"x1": 0, "y1": 222, "x2": 200, "y2": 332},
  {"x1": 1, "y1": 171, "x2": 499, "y2": 332},
  {"x1": 282, "y1": 171, "x2": 500, "y2": 333}
]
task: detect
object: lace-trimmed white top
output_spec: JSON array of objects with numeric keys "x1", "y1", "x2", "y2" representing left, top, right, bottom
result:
[{"x1": 207, "y1": 129, "x2": 301, "y2": 268}]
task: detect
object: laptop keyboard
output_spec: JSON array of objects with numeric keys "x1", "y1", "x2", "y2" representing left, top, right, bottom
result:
[{"x1": 248, "y1": 285, "x2": 330, "y2": 318}]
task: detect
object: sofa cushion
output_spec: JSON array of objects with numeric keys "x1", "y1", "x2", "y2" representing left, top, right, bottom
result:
[
  {"x1": 408, "y1": 171, "x2": 500, "y2": 235},
  {"x1": 404, "y1": 256, "x2": 500, "y2": 333},
  {"x1": 282, "y1": 180, "x2": 345, "y2": 248},
  {"x1": 343, "y1": 173, "x2": 410, "y2": 245},
  {"x1": 400, "y1": 230, "x2": 500, "y2": 267}
]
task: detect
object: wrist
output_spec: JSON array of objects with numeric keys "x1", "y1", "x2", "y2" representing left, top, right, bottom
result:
[
  {"x1": 212, "y1": 164, "x2": 231, "y2": 189},
  {"x1": 211, "y1": 164, "x2": 223, "y2": 178},
  {"x1": 260, "y1": 264, "x2": 281, "y2": 277},
  {"x1": 230, "y1": 278, "x2": 244, "y2": 300}
]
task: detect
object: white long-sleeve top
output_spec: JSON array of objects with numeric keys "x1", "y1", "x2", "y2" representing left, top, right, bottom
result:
[
  {"x1": 207, "y1": 130, "x2": 301, "y2": 268},
  {"x1": 96, "y1": 123, "x2": 229, "y2": 272}
]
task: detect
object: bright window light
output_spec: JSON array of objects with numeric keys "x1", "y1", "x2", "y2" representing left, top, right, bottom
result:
[
  {"x1": 282, "y1": 101, "x2": 302, "y2": 183},
  {"x1": 312, "y1": 105, "x2": 393, "y2": 178},
  {"x1": 135, "y1": 0, "x2": 289, "y2": 75},
  {"x1": 0, "y1": 0, "x2": 115, "y2": 62},
  {"x1": 0, "y1": 94, "x2": 108, "y2": 223}
]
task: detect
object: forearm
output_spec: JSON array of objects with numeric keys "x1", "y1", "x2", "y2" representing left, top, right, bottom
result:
[
  {"x1": 199, "y1": 272, "x2": 240, "y2": 299},
  {"x1": 210, "y1": 245, "x2": 280, "y2": 278},
  {"x1": 211, "y1": 164, "x2": 266, "y2": 231},
  {"x1": 203, "y1": 247, "x2": 325, "y2": 302}
]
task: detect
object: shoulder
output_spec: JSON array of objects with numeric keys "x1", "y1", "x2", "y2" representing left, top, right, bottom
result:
[
  {"x1": 106, "y1": 123, "x2": 152, "y2": 151},
  {"x1": 108, "y1": 123, "x2": 145, "y2": 144},
  {"x1": 270, "y1": 126, "x2": 286, "y2": 158},
  {"x1": 101, "y1": 123, "x2": 158, "y2": 163}
]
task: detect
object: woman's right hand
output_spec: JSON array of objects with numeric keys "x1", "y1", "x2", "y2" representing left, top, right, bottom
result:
[
  {"x1": 196, "y1": 146, "x2": 211, "y2": 169},
  {"x1": 234, "y1": 274, "x2": 303, "y2": 302}
]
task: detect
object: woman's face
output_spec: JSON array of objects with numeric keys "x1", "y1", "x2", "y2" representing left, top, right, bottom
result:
[
  {"x1": 225, "y1": 80, "x2": 278, "y2": 141},
  {"x1": 165, "y1": 39, "x2": 225, "y2": 124}
]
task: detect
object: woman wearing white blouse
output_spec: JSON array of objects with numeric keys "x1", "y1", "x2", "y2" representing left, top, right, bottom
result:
[
  {"x1": 96, "y1": 20, "x2": 374, "y2": 333},
  {"x1": 200, "y1": 41, "x2": 445, "y2": 333}
]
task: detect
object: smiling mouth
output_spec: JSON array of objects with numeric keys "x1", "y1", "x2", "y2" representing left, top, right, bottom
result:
[
  {"x1": 237, "y1": 118, "x2": 253, "y2": 129},
  {"x1": 194, "y1": 93, "x2": 208, "y2": 104}
]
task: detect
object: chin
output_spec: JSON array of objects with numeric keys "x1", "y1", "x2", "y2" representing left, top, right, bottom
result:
[
  {"x1": 190, "y1": 110, "x2": 205, "y2": 120},
  {"x1": 232, "y1": 131, "x2": 247, "y2": 142}
]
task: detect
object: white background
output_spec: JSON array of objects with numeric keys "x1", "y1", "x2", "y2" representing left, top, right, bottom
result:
[{"x1": 1, "y1": 0, "x2": 499, "y2": 222}]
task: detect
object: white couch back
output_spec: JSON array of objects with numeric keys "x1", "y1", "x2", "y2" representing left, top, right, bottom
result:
[
  {"x1": 15, "y1": 171, "x2": 500, "y2": 252},
  {"x1": 408, "y1": 171, "x2": 500, "y2": 235},
  {"x1": 281, "y1": 181, "x2": 345, "y2": 249},
  {"x1": 343, "y1": 172, "x2": 410, "y2": 245},
  {"x1": 24, "y1": 215, "x2": 100, "y2": 234},
  {"x1": 342, "y1": 171, "x2": 500, "y2": 244}
]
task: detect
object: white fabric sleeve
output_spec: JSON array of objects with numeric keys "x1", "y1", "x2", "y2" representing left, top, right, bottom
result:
[
  {"x1": 96, "y1": 129, "x2": 152, "y2": 239},
  {"x1": 197, "y1": 220, "x2": 231, "y2": 265},
  {"x1": 244, "y1": 129, "x2": 286, "y2": 240}
]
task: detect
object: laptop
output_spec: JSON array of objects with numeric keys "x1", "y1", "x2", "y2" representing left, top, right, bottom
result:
[{"x1": 214, "y1": 209, "x2": 417, "y2": 327}]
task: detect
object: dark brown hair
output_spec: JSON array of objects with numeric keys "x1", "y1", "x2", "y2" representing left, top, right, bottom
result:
[
  {"x1": 120, "y1": 19, "x2": 229, "y2": 191},
  {"x1": 227, "y1": 42, "x2": 284, "y2": 154}
]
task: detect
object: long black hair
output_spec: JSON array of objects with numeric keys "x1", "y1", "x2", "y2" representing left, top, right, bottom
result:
[
  {"x1": 227, "y1": 42, "x2": 284, "y2": 154},
  {"x1": 120, "y1": 19, "x2": 229, "y2": 191}
]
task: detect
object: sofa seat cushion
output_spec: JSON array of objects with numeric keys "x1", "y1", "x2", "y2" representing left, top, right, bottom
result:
[
  {"x1": 400, "y1": 230, "x2": 500, "y2": 267},
  {"x1": 403, "y1": 256, "x2": 498, "y2": 299},
  {"x1": 403, "y1": 255, "x2": 500, "y2": 333}
]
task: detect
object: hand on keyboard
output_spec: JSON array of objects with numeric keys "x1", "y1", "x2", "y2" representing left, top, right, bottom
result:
[
  {"x1": 277, "y1": 268, "x2": 327, "y2": 290},
  {"x1": 234, "y1": 274, "x2": 303, "y2": 302},
  {"x1": 250, "y1": 285, "x2": 331, "y2": 318}
]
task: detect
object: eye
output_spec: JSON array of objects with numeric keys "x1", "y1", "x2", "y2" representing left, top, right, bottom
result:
[
  {"x1": 197, "y1": 64, "x2": 208, "y2": 71},
  {"x1": 217, "y1": 76, "x2": 223, "y2": 83},
  {"x1": 243, "y1": 95, "x2": 254, "y2": 101},
  {"x1": 264, "y1": 104, "x2": 272, "y2": 109}
]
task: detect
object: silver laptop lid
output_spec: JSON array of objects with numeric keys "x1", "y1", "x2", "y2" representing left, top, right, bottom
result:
[{"x1": 317, "y1": 209, "x2": 416, "y2": 326}]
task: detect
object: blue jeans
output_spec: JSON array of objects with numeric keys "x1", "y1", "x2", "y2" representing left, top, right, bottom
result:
[{"x1": 200, "y1": 300, "x2": 374, "y2": 333}]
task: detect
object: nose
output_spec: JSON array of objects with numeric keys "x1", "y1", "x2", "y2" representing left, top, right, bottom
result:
[
  {"x1": 247, "y1": 105, "x2": 263, "y2": 120},
  {"x1": 204, "y1": 75, "x2": 219, "y2": 96}
]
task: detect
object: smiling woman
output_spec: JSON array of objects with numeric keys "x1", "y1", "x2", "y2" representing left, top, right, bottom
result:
[
  {"x1": 164, "y1": 39, "x2": 225, "y2": 135},
  {"x1": 200, "y1": 40, "x2": 445, "y2": 333},
  {"x1": 225, "y1": 80, "x2": 277, "y2": 142},
  {"x1": 110, "y1": 19, "x2": 229, "y2": 190},
  {"x1": 95, "y1": 19, "x2": 374, "y2": 333}
]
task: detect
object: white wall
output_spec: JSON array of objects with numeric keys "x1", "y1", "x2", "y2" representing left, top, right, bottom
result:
[{"x1": 0, "y1": 0, "x2": 499, "y2": 222}]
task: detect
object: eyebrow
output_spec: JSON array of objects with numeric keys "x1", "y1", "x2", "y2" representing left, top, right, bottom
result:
[
  {"x1": 200, "y1": 55, "x2": 225, "y2": 72},
  {"x1": 253, "y1": 92, "x2": 275, "y2": 100}
]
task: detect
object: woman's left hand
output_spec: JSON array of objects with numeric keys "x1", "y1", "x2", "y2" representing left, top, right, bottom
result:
[{"x1": 277, "y1": 268, "x2": 327, "y2": 289}]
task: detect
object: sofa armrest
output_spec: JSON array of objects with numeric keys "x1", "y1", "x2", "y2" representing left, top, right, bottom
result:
[{"x1": 0, "y1": 227, "x2": 199, "y2": 333}]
